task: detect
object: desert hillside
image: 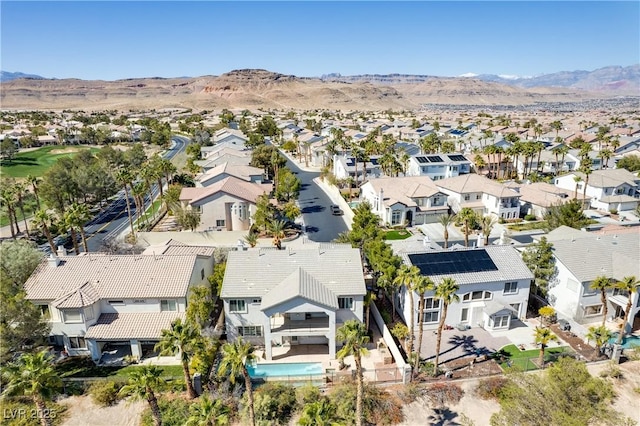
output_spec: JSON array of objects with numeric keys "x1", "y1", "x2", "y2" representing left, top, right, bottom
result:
[{"x1": 0, "y1": 69, "x2": 618, "y2": 111}]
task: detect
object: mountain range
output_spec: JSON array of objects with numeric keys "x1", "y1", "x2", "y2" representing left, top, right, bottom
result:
[{"x1": 0, "y1": 65, "x2": 638, "y2": 111}]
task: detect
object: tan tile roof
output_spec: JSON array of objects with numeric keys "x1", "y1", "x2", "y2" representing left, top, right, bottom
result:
[
  {"x1": 180, "y1": 176, "x2": 271, "y2": 205},
  {"x1": 366, "y1": 176, "x2": 443, "y2": 208},
  {"x1": 25, "y1": 255, "x2": 201, "y2": 301},
  {"x1": 437, "y1": 174, "x2": 520, "y2": 199},
  {"x1": 197, "y1": 162, "x2": 263, "y2": 184},
  {"x1": 84, "y1": 312, "x2": 185, "y2": 340},
  {"x1": 53, "y1": 281, "x2": 100, "y2": 309},
  {"x1": 517, "y1": 182, "x2": 588, "y2": 207}
]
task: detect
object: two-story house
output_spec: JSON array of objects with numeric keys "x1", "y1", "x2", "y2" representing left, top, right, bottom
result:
[
  {"x1": 406, "y1": 153, "x2": 472, "y2": 180},
  {"x1": 220, "y1": 244, "x2": 366, "y2": 361},
  {"x1": 544, "y1": 226, "x2": 640, "y2": 334},
  {"x1": 359, "y1": 176, "x2": 449, "y2": 226},
  {"x1": 333, "y1": 154, "x2": 383, "y2": 184},
  {"x1": 196, "y1": 162, "x2": 265, "y2": 187},
  {"x1": 395, "y1": 246, "x2": 533, "y2": 332},
  {"x1": 436, "y1": 174, "x2": 521, "y2": 219},
  {"x1": 554, "y1": 168, "x2": 640, "y2": 212},
  {"x1": 24, "y1": 251, "x2": 214, "y2": 362}
]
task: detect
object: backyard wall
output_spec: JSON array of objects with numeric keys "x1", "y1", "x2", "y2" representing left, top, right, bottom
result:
[{"x1": 370, "y1": 302, "x2": 412, "y2": 384}]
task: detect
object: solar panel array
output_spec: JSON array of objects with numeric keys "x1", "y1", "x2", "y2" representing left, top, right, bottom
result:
[
  {"x1": 448, "y1": 155, "x2": 468, "y2": 162},
  {"x1": 427, "y1": 156, "x2": 443, "y2": 163},
  {"x1": 415, "y1": 156, "x2": 428, "y2": 164},
  {"x1": 408, "y1": 249, "x2": 498, "y2": 276}
]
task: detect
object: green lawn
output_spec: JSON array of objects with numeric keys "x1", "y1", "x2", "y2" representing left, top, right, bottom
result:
[
  {"x1": 134, "y1": 199, "x2": 164, "y2": 230},
  {"x1": 0, "y1": 145, "x2": 100, "y2": 178},
  {"x1": 384, "y1": 229, "x2": 412, "y2": 240},
  {"x1": 507, "y1": 221, "x2": 548, "y2": 232},
  {"x1": 55, "y1": 356, "x2": 183, "y2": 379},
  {"x1": 497, "y1": 344, "x2": 573, "y2": 371}
]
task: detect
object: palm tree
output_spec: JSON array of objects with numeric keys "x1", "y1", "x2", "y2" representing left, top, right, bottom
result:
[
  {"x1": 27, "y1": 174, "x2": 41, "y2": 210},
  {"x1": 244, "y1": 232, "x2": 258, "y2": 248},
  {"x1": 473, "y1": 154, "x2": 486, "y2": 176},
  {"x1": 585, "y1": 325, "x2": 613, "y2": 358},
  {"x1": 438, "y1": 213, "x2": 456, "y2": 249},
  {"x1": 533, "y1": 326, "x2": 558, "y2": 367},
  {"x1": 185, "y1": 396, "x2": 229, "y2": 426},
  {"x1": 115, "y1": 167, "x2": 135, "y2": 237},
  {"x1": 457, "y1": 208, "x2": 476, "y2": 248},
  {"x1": 580, "y1": 158, "x2": 593, "y2": 209},
  {"x1": 269, "y1": 219, "x2": 286, "y2": 250},
  {"x1": 118, "y1": 365, "x2": 163, "y2": 426},
  {"x1": 298, "y1": 399, "x2": 339, "y2": 426},
  {"x1": 1, "y1": 350, "x2": 61, "y2": 426},
  {"x1": 155, "y1": 318, "x2": 201, "y2": 399},
  {"x1": 218, "y1": 338, "x2": 256, "y2": 426},
  {"x1": 14, "y1": 182, "x2": 30, "y2": 237},
  {"x1": 33, "y1": 209, "x2": 57, "y2": 254},
  {"x1": 598, "y1": 149, "x2": 613, "y2": 169},
  {"x1": 63, "y1": 209, "x2": 81, "y2": 255},
  {"x1": 573, "y1": 175, "x2": 582, "y2": 200},
  {"x1": 481, "y1": 215, "x2": 497, "y2": 246},
  {"x1": 590, "y1": 276, "x2": 613, "y2": 326},
  {"x1": 413, "y1": 276, "x2": 434, "y2": 377},
  {"x1": 336, "y1": 320, "x2": 369, "y2": 426},
  {"x1": 433, "y1": 278, "x2": 460, "y2": 375},
  {"x1": 363, "y1": 290, "x2": 377, "y2": 331},
  {"x1": 68, "y1": 203, "x2": 90, "y2": 252},
  {"x1": 393, "y1": 265, "x2": 421, "y2": 357},
  {"x1": 132, "y1": 181, "x2": 148, "y2": 227},
  {"x1": 0, "y1": 184, "x2": 18, "y2": 238},
  {"x1": 614, "y1": 276, "x2": 640, "y2": 344}
]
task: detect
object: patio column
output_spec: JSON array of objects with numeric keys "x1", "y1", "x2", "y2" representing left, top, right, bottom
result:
[
  {"x1": 263, "y1": 313, "x2": 273, "y2": 361},
  {"x1": 328, "y1": 311, "x2": 336, "y2": 359},
  {"x1": 87, "y1": 339, "x2": 101, "y2": 362},
  {"x1": 130, "y1": 340, "x2": 142, "y2": 360}
]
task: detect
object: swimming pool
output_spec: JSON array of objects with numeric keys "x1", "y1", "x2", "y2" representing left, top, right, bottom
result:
[
  {"x1": 608, "y1": 334, "x2": 640, "y2": 349},
  {"x1": 247, "y1": 362, "x2": 324, "y2": 378}
]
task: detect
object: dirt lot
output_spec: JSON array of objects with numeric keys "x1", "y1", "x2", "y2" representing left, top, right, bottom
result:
[{"x1": 59, "y1": 396, "x2": 145, "y2": 426}]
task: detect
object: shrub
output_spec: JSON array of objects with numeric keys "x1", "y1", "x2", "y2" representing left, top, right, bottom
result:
[
  {"x1": 399, "y1": 382, "x2": 422, "y2": 404},
  {"x1": 476, "y1": 376, "x2": 509, "y2": 400},
  {"x1": 88, "y1": 380, "x2": 123, "y2": 407},
  {"x1": 609, "y1": 209, "x2": 618, "y2": 215},
  {"x1": 244, "y1": 382, "x2": 298, "y2": 425},
  {"x1": 423, "y1": 382, "x2": 464, "y2": 411},
  {"x1": 296, "y1": 384, "x2": 322, "y2": 406},
  {"x1": 524, "y1": 214, "x2": 537, "y2": 221},
  {"x1": 140, "y1": 395, "x2": 192, "y2": 426},
  {"x1": 599, "y1": 363, "x2": 624, "y2": 380},
  {"x1": 329, "y1": 380, "x2": 404, "y2": 425},
  {"x1": 380, "y1": 310, "x2": 392, "y2": 324}
]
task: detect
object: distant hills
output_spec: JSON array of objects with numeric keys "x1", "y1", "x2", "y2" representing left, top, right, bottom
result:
[{"x1": 0, "y1": 71, "x2": 46, "y2": 82}]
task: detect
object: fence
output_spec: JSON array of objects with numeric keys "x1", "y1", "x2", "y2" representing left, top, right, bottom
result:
[{"x1": 370, "y1": 303, "x2": 412, "y2": 384}]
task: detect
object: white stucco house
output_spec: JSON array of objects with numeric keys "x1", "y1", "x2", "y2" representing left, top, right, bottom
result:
[
  {"x1": 395, "y1": 246, "x2": 533, "y2": 331},
  {"x1": 512, "y1": 182, "x2": 590, "y2": 219},
  {"x1": 220, "y1": 244, "x2": 366, "y2": 361},
  {"x1": 554, "y1": 169, "x2": 640, "y2": 212},
  {"x1": 544, "y1": 226, "x2": 640, "y2": 334},
  {"x1": 406, "y1": 153, "x2": 472, "y2": 180},
  {"x1": 24, "y1": 249, "x2": 214, "y2": 362},
  {"x1": 333, "y1": 154, "x2": 383, "y2": 184},
  {"x1": 436, "y1": 174, "x2": 521, "y2": 219},
  {"x1": 359, "y1": 176, "x2": 449, "y2": 226}
]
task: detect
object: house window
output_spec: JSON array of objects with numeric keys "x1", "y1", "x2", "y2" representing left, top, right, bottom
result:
[
  {"x1": 251, "y1": 298, "x2": 262, "y2": 304},
  {"x1": 422, "y1": 311, "x2": 440, "y2": 323},
  {"x1": 68, "y1": 337, "x2": 86, "y2": 349},
  {"x1": 391, "y1": 210, "x2": 402, "y2": 225},
  {"x1": 493, "y1": 315, "x2": 510, "y2": 328},
  {"x1": 63, "y1": 309, "x2": 82, "y2": 323},
  {"x1": 422, "y1": 297, "x2": 440, "y2": 323},
  {"x1": 463, "y1": 291, "x2": 492, "y2": 302},
  {"x1": 510, "y1": 303, "x2": 521, "y2": 318},
  {"x1": 424, "y1": 298, "x2": 441, "y2": 310},
  {"x1": 229, "y1": 299, "x2": 246, "y2": 313},
  {"x1": 460, "y1": 308, "x2": 469, "y2": 322},
  {"x1": 583, "y1": 304, "x2": 603, "y2": 317},
  {"x1": 238, "y1": 326, "x2": 263, "y2": 337},
  {"x1": 108, "y1": 300, "x2": 125, "y2": 305},
  {"x1": 201, "y1": 268, "x2": 205, "y2": 280},
  {"x1": 503, "y1": 282, "x2": 518, "y2": 294},
  {"x1": 612, "y1": 288, "x2": 629, "y2": 297},
  {"x1": 464, "y1": 194, "x2": 470, "y2": 201},
  {"x1": 216, "y1": 219, "x2": 226, "y2": 227},
  {"x1": 338, "y1": 297, "x2": 354, "y2": 310},
  {"x1": 476, "y1": 194, "x2": 481, "y2": 200},
  {"x1": 38, "y1": 305, "x2": 50, "y2": 319},
  {"x1": 134, "y1": 299, "x2": 146, "y2": 304},
  {"x1": 160, "y1": 300, "x2": 177, "y2": 312}
]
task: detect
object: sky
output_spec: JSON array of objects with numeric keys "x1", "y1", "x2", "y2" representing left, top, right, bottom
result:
[{"x1": 1, "y1": 1, "x2": 638, "y2": 81}]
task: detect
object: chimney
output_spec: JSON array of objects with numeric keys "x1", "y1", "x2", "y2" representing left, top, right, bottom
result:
[
  {"x1": 48, "y1": 254, "x2": 61, "y2": 268},
  {"x1": 57, "y1": 246, "x2": 67, "y2": 257},
  {"x1": 378, "y1": 188, "x2": 384, "y2": 212},
  {"x1": 237, "y1": 239, "x2": 246, "y2": 251}
]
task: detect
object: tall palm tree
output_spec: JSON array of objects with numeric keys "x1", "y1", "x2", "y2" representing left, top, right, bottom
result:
[
  {"x1": 614, "y1": 276, "x2": 640, "y2": 344},
  {"x1": 393, "y1": 265, "x2": 421, "y2": 357},
  {"x1": 0, "y1": 184, "x2": 18, "y2": 238},
  {"x1": 155, "y1": 318, "x2": 201, "y2": 399},
  {"x1": 13, "y1": 182, "x2": 30, "y2": 237},
  {"x1": 298, "y1": 399, "x2": 339, "y2": 426},
  {"x1": 573, "y1": 175, "x2": 582, "y2": 200},
  {"x1": 413, "y1": 276, "x2": 434, "y2": 377},
  {"x1": 336, "y1": 320, "x2": 369, "y2": 426},
  {"x1": 438, "y1": 213, "x2": 456, "y2": 249},
  {"x1": 473, "y1": 154, "x2": 486, "y2": 176},
  {"x1": 115, "y1": 167, "x2": 135, "y2": 236},
  {"x1": 481, "y1": 215, "x2": 497, "y2": 246},
  {"x1": 118, "y1": 365, "x2": 163, "y2": 426},
  {"x1": 1, "y1": 350, "x2": 62, "y2": 426},
  {"x1": 580, "y1": 158, "x2": 593, "y2": 209},
  {"x1": 590, "y1": 276, "x2": 613, "y2": 326},
  {"x1": 132, "y1": 181, "x2": 148, "y2": 227},
  {"x1": 218, "y1": 338, "x2": 256, "y2": 426},
  {"x1": 63, "y1": 209, "x2": 81, "y2": 255},
  {"x1": 363, "y1": 290, "x2": 377, "y2": 331},
  {"x1": 27, "y1": 174, "x2": 41, "y2": 210},
  {"x1": 533, "y1": 326, "x2": 558, "y2": 367},
  {"x1": 33, "y1": 209, "x2": 57, "y2": 254},
  {"x1": 68, "y1": 203, "x2": 90, "y2": 252},
  {"x1": 457, "y1": 208, "x2": 476, "y2": 248},
  {"x1": 185, "y1": 396, "x2": 229, "y2": 426},
  {"x1": 585, "y1": 325, "x2": 612, "y2": 358},
  {"x1": 433, "y1": 278, "x2": 459, "y2": 375}
]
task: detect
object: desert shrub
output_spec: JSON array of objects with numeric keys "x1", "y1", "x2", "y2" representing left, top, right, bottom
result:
[
  {"x1": 398, "y1": 382, "x2": 422, "y2": 403},
  {"x1": 524, "y1": 214, "x2": 537, "y2": 221},
  {"x1": 140, "y1": 395, "x2": 192, "y2": 426},
  {"x1": 599, "y1": 363, "x2": 624, "y2": 380},
  {"x1": 609, "y1": 209, "x2": 618, "y2": 215},
  {"x1": 88, "y1": 380, "x2": 123, "y2": 407},
  {"x1": 476, "y1": 376, "x2": 509, "y2": 400},
  {"x1": 243, "y1": 382, "x2": 298, "y2": 426},
  {"x1": 423, "y1": 382, "x2": 464, "y2": 411},
  {"x1": 296, "y1": 384, "x2": 322, "y2": 406},
  {"x1": 329, "y1": 380, "x2": 404, "y2": 425}
]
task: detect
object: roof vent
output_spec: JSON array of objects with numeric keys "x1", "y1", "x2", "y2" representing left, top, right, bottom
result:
[
  {"x1": 57, "y1": 246, "x2": 67, "y2": 257},
  {"x1": 48, "y1": 254, "x2": 61, "y2": 268}
]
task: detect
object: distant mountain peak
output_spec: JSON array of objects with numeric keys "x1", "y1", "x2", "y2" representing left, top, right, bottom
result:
[{"x1": 0, "y1": 71, "x2": 46, "y2": 82}]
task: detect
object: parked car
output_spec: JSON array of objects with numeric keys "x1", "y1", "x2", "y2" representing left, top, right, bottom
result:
[{"x1": 330, "y1": 204, "x2": 343, "y2": 216}]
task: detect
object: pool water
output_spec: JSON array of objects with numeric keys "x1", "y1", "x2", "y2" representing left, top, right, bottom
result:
[
  {"x1": 608, "y1": 334, "x2": 640, "y2": 349},
  {"x1": 247, "y1": 362, "x2": 324, "y2": 378}
]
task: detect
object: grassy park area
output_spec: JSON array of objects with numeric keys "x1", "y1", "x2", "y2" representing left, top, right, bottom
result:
[{"x1": 0, "y1": 145, "x2": 100, "y2": 178}]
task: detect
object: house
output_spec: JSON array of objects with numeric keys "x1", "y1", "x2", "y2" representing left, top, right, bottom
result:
[
  {"x1": 194, "y1": 148, "x2": 252, "y2": 172},
  {"x1": 24, "y1": 251, "x2": 214, "y2": 361},
  {"x1": 406, "y1": 153, "x2": 472, "y2": 180},
  {"x1": 333, "y1": 154, "x2": 383, "y2": 184},
  {"x1": 220, "y1": 244, "x2": 366, "y2": 360},
  {"x1": 544, "y1": 226, "x2": 640, "y2": 333},
  {"x1": 212, "y1": 128, "x2": 248, "y2": 147},
  {"x1": 436, "y1": 174, "x2": 521, "y2": 219},
  {"x1": 513, "y1": 182, "x2": 589, "y2": 219},
  {"x1": 395, "y1": 246, "x2": 533, "y2": 331},
  {"x1": 196, "y1": 162, "x2": 264, "y2": 187},
  {"x1": 179, "y1": 177, "x2": 271, "y2": 231},
  {"x1": 554, "y1": 169, "x2": 640, "y2": 212},
  {"x1": 360, "y1": 176, "x2": 449, "y2": 226}
]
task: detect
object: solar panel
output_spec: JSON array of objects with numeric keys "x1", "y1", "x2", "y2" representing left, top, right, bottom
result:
[
  {"x1": 427, "y1": 156, "x2": 443, "y2": 163},
  {"x1": 448, "y1": 155, "x2": 468, "y2": 162},
  {"x1": 416, "y1": 156, "x2": 428, "y2": 164},
  {"x1": 408, "y1": 249, "x2": 498, "y2": 276},
  {"x1": 370, "y1": 158, "x2": 379, "y2": 166}
]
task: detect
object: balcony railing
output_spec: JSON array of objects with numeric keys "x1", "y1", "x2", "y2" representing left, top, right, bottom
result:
[{"x1": 270, "y1": 317, "x2": 330, "y2": 335}]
